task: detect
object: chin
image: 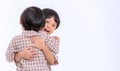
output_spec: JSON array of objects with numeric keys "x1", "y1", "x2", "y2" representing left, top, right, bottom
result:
[
  {"x1": 48, "y1": 33, "x2": 51, "y2": 35},
  {"x1": 48, "y1": 32, "x2": 52, "y2": 35}
]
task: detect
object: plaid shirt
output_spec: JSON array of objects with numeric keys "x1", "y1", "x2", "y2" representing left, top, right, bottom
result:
[{"x1": 6, "y1": 30, "x2": 59, "y2": 71}]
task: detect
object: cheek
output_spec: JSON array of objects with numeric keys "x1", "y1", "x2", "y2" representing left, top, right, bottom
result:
[
  {"x1": 48, "y1": 32, "x2": 52, "y2": 35},
  {"x1": 49, "y1": 30, "x2": 54, "y2": 34},
  {"x1": 51, "y1": 29, "x2": 55, "y2": 33}
]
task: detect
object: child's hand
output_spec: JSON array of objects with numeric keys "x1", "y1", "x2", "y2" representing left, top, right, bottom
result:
[
  {"x1": 30, "y1": 37, "x2": 46, "y2": 50},
  {"x1": 20, "y1": 47, "x2": 37, "y2": 60}
]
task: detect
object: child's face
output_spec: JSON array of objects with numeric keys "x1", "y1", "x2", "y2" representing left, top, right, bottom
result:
[{"x1": 43, "y1": 17, "x2": 57, "y2": 35}]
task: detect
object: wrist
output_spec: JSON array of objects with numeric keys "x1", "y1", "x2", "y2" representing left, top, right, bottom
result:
[
  {"x1": 18, "y1": 51, "x2": 23, "y2": 58},
  {"x1": 15, "y1": 51, "x2": 22, "y2": 63},
  {"x1": 42, "y1": 46, "x2": 47, "y2": 51}
]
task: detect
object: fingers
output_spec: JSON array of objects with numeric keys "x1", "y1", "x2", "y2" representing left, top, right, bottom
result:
[
  {"x1": 28, "y1": 52, "x2": 37, "y2": 60},
  {"x1": 30, "y1": 37, "x2": 41, "y2": 43},
  {"x1": 28, "y1": 55, "x2": 36, "y2": 60},
  {"x1": 22, "y1": 47, "x2": 37, "y2": 60},
  {"x1": 26, "y1": 46, "x2": 32, "y2": 50},
  {"x1": 30, "y1": 50, "x2": 37, "y2": 55},
  {"x1": 30, "y1": 37, "x2": 38, "y2": 41},
  {"x1": 30, "y1": 37, "x2": 35, "y2": 42}
]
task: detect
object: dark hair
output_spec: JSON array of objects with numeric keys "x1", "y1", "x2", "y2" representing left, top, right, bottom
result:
[
  {"x1": 21, "y1": 6, "x2": 45, "y2": 32},
  {"x1": 42, "y1": 8, "x2": 60, "y2": 29}
]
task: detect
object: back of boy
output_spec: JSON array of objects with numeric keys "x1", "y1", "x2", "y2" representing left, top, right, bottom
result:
[{"x1": 6, "y1": 6, "x2": 50, "y2": 71}]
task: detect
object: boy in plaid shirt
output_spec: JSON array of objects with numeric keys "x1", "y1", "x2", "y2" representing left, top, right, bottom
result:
[
  {"x1": 6, "y1": 7, "x2": 60, "y2": 71},
  {"x1": 15, "y1": 8, "x2": 60, "y2": 65}
]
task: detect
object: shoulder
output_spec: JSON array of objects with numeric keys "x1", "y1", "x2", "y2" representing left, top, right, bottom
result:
[
  {"x1": 53, "y1": 36, "x2": 60, "y2": 42},
  {"x1": 10, "y1": 34, "x2": 23, "y2": 43},
  {"x1": 38, "y1": 31, "x2": 47, "y2": 39},
  {"x1": 8, "y1": 35, "x2": 20, "y2": 47},
  {"x1": 12, "y1": 35, "x2": 22, "y2": 40}
]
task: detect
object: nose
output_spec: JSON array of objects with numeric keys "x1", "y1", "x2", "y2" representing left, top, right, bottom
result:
[
  {"x1": 46, "y1": 24, "x2": 51, "y2": 29},
  {"x1": 47, "y1": 24, "x2": 49, "y2": 27}
]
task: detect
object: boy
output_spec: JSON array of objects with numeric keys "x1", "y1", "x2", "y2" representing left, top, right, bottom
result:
[
  {"x1": 6, "y1": 7, "x2": 60, "y2": 71},
  {"x1": 14, "y1": 8, "x2": 60, "y2": 65},
  {"x1": 14, "y1": 8, "x2": 60, "y2": 64}
]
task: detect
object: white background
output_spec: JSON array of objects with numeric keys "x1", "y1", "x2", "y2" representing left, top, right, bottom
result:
[{"x1": 0, "y1": 0, "x2": 120, "y2": 71}]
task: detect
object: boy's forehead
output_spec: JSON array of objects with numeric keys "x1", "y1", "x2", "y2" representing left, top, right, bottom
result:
[
  {"x1": 46, "y1": 17, "x2": 54, "y2": 22},
  {"x1": 46, "y1": 18, "x2": 57, "y2": 24},
  {"x1": 46, "y1": 16, "x2": 55, "y2": 20}
]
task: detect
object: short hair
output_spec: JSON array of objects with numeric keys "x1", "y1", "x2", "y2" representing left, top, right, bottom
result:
[
  {"x1": 42, "y1": 8, "x2": 60, "y2": 29},
  {"x1": 21, "y1": 6, "x2": 45, "y2": 32}
]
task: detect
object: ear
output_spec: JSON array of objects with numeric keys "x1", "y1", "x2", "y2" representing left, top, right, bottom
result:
[{"x1": 20, "y1": 16, "x2": 22, "y2": 24}]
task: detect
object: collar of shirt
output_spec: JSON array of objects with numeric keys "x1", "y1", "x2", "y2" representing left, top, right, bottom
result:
[{"x1": 22, "y1": 30, "x2": 48, "y2": 37}]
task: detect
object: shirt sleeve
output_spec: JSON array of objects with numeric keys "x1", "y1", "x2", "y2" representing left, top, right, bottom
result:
[
  {"x1": 38, "y1": 32, "x2": 59, "y2": 54},
  {"x1": 51, "y1": 51, "x2": 59, "y2": 65},
  {"x1": 45, "y1": 36, "x2": 60, "y2": 65},
  {"x1": 6, "y1": 38, "x2": 17, "y2": 62},
  {"x1": 45, "y1": 36, "x2": 59, "y2": 54},
  {"x1": 39, "y1": 32, "x2": 60, "y2": 65}
]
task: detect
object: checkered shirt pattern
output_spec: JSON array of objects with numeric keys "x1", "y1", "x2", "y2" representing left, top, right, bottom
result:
[{"x1": 6, "y1": 30, "x2": 59, "y2": 71}]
